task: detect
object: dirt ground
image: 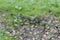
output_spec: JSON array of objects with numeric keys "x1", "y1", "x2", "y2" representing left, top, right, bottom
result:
[{"x1": 0, "y1": 12, "x2": 60, "y2": 40}]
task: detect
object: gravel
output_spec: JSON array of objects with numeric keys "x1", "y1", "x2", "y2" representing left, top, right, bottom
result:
[{"x1": 0, "y1": 13, "x2": 60, "y2": 40}]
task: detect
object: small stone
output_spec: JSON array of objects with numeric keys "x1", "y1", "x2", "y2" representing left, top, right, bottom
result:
[
  {"x1": 50, "y1": 29, "x2": 57, "y2": 33},
  {"x1": 20, "y1": 36, "x2": 23, "y2": 39},
  {"x1": 58, "y1": 36, "x2": 60, "y2": 39},
  {"x1": 43, "y1": 34, "x2": 47, "y2": 37},
  {"x1": 29, "y1": 32, "x2": 32, "y2": 34},
  {"x1": 33, "y1": 38, "x2": 35, "y2": 40},
  {"x1": 42, "y1": 38, "x2": 45, "y2": 40},
  {"x1": 5, "y1": 31, "x2": 10, "y2": 34},
  {"x1": 34, "y1": 32, "x2": 37, "y2": 35},
  {"x1": 31, "y1": 25, "x2": 34, "y2": 28},
  {"x1": 45, "y1": 32, "x2": 49, "y2": 35},
  {"x1": 35, "y1": 26, "x2": 38, "y2": 27},
  {"x1": 51, "y1": 38, "x2": 54, "y2": 40},
  {"x1": 12, "y1": 30, "x2": 16, "y2": 35}
]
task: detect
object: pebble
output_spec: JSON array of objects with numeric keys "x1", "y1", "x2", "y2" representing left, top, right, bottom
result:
[{"x1": 58, "y1": 36, "x2": 60, "y2": 39}]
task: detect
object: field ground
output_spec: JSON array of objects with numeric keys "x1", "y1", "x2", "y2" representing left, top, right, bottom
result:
[{"x1": 0, "y1": 0, "x2": 60, "y2": 40}]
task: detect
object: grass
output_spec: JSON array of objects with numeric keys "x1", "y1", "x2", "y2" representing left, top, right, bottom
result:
[
  {"x1": 0, "y1": 28, "x2": 16, "y2": 40},
  {"x1": 0, "y1": 0, "x2": 60, "y2": 17}
]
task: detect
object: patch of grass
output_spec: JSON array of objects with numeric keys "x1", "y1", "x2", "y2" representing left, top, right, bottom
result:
[
  {"x1": 0, "y1": 28, "x2": 16, "y2": 40},
  {"x1": 0, "y1": 0, "x2": 60, "y2": 17}
]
